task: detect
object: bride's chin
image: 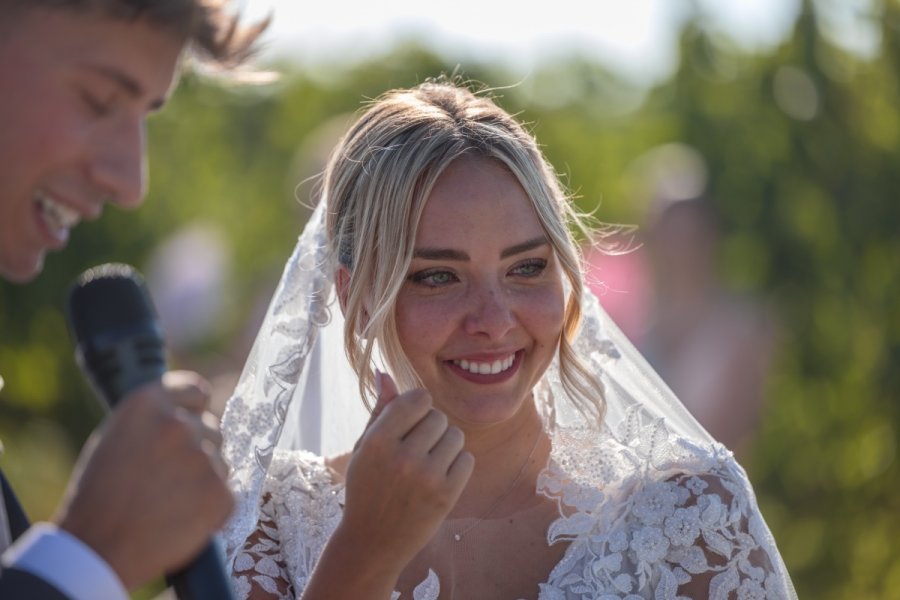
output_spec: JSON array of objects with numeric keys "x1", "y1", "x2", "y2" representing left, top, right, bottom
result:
[{"x1": 440, "y1": 396, "x2": 536, "y2": 430}]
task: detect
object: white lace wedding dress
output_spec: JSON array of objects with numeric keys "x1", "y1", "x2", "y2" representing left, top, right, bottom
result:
[
  {"x1": 229, "y1": 410, "x2": 792, "y2": 599},
  {"x1": 220, "y1": 203, "x2": 796, "y2": 600}
]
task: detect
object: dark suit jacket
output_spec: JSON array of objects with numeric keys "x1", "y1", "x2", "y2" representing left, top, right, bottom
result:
[
  {"x1": 0, "y1": 566, "x2": 71, "y2": 599},
  {"x1": 0, "y1": 469, "x2": 70, "y2": 599},
  {"x1": 2, "y1": 470, "x2": 29, "y2": 539}
]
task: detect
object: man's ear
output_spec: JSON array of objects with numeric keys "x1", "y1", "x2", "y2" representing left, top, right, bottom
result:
[{"x1": 335, "y1": 266, "x2": 370, "y2": 331}]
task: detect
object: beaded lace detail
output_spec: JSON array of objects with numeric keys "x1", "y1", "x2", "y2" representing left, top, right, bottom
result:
[
  {"x1": 228, "y1": 413, "x2": 791, "y2": 599},
  {"x1": 537, "y1": 416, "x2": 790, "y2": 599}
]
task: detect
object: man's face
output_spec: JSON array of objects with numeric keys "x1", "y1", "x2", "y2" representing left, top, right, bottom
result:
[{"x1": 0, "y1": 8, "x2": 184, "y2": 282}]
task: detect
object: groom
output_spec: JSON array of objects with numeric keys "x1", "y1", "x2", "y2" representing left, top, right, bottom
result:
[{"x1": 0, "y1": 2, "x2": 267, "y2": 597}]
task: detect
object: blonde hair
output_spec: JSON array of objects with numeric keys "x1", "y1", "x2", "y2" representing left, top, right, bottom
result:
[{"x1": 323, "y1": 79, "x2": 605, "y2": 424}]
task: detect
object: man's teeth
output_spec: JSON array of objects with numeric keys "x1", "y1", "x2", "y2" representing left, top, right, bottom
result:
[
  {"x1": 36, "y1": 192, "x2": 80, "y2": 230},
  {"x1": 453, "y1": 354, "x2": 515, "y2": 375}
]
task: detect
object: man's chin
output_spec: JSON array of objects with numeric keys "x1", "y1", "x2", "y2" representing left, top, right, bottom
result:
[{"x1": 0, "y1": 255, "x2": 45, "y2": 284}]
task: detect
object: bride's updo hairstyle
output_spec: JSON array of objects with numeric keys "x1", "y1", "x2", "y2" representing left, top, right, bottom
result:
[{"x1": 323, "y1": 78, "x2": 605, "y2": 424}]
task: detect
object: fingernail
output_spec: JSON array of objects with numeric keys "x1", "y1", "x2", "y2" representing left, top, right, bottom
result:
[{"x1": 374, "y1": 369, "x2": 383, "y2": 396}]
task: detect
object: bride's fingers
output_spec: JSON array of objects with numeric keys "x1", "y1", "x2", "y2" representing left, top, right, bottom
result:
[
  {"x1": 366, "y1": 389, "x2": 432, "y2": 442},
  {"x1": 426, "y1": 424, "x2": 466, "y2": 471},
  {"x1": 401, "y1": 408, "x2": 448, "y2": 455},
  {"x1": 446, "y1": 448, "x2": 475, "y2": 490},
  {"x1": 356, "y1": 389, "x2": 433, "y2": 455}
]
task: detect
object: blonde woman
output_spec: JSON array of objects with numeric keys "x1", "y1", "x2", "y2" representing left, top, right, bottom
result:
[{"x1": 221, "y1": 80, "x2": 796, "y2": 599}]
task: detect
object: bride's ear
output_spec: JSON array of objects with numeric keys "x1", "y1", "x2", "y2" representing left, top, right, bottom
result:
[{"x1": 335, "y1": 266, "x2": 371, "y2": 331}]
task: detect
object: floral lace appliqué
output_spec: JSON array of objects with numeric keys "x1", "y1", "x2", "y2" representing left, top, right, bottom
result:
[
  {"x1": 229, "y1": 412, "x2": 791, "y2": 600},
  {"x1": 536, "y1": 408, "x2": 791, "y2": 600}
]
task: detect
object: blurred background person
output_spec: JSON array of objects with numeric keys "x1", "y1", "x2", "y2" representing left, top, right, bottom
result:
[
  {"x1": 587, "y1": 143, "x2": 778, "y2": 458},
  {"x1": 639, "y1": 192, "x2": 778, "y2": 458}
]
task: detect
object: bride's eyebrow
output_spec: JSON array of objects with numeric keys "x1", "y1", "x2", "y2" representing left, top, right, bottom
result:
[
  {"x1": 412, "y1": 236, "x2": 549, "y2": 262},
  {"x1": 413, "y1": 248, "x2": 469, "y2": 261},
  {"x1": 500, "y1": 236, "x2": 549, "y2": 258}
]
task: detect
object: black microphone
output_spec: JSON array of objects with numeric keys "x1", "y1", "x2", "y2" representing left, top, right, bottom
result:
[{"x1": 66, "y1": 263, "x2": 236, "y2": 600}]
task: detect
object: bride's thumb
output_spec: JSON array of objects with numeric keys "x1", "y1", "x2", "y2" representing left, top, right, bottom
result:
[
  {"x1": 355, "y1": 370, "x2": 398, "y2": 452},
  {"x1": 374, "y1": 370, "x2": 399, "y2": 410}
]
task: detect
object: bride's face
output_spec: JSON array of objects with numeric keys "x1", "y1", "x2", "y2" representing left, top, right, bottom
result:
[{"x1": 395, "y1": 155, "x2": 565, "y2": 428}]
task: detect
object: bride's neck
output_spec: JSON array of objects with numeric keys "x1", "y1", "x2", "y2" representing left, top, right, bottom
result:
[
  {"x1": 449, "y1": 408, "x2": 549, "y2": 519},
  {"x1": 458, "y1": 411, "x2": 543, "y2": 461}
]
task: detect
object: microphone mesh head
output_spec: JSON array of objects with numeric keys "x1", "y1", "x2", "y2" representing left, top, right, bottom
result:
[{"x1": 67, "y1": 263, "x2": 158, "y2": 343}]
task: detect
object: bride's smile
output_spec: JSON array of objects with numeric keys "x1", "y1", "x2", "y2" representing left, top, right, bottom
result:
[
  {"x1": 396, "y1": 155, "x2": 566, "y2": 428},
  {"x1": 448, "y1": 350, "x2": 519, "y2": 379}
]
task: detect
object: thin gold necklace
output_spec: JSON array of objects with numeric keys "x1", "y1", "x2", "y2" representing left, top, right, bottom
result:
[{"x1": 449, "y1": 428, "x2": 543, "y2": 542}]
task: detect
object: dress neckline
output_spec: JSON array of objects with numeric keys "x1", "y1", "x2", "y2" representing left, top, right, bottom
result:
[{"x1": 294, "y1": 449, "x2": 580, "y2": 600}]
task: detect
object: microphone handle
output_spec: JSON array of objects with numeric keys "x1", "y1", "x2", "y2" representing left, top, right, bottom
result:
[
  {"x1": 167, "y1": 543, "x2": 235, "y2": 600},
  {"x1": 77, "y1": 336, "x2": 236, "y2": 600}
]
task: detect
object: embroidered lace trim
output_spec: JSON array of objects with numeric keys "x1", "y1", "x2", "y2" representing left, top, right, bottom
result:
[{"x1": 229, "y1": 412, "x2": 791, "y2": 600}]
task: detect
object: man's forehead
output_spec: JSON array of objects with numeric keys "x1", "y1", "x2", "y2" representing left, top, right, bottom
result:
[
  {"x1": 9, "y1": 8, "x2": 187, "y2": 104},
  {"x1": 5, "y1": 1, "x2": 192, "y2": 39}
]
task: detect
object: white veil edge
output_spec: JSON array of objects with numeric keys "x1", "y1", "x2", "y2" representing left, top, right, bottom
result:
[{"x1": 218, "y1": 199, "x2": 797, "y2": 599}]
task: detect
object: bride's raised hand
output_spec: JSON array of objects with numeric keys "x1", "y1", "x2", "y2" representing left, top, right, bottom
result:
[
  {"x1": 302, "y1": 373, "x2": 472, "y2": 599},
  {"x1": 340, "y1": 371, "x2": 474, "y2": 571}
]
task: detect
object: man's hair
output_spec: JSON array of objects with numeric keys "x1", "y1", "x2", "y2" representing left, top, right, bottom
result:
[{"x1": 3, "y1": 0, "x2": 268, "y2": 68}]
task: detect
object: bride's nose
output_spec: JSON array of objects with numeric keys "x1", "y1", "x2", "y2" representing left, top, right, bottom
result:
[{"x1": 462, "y1": 284, "x2": 516, "y2": 339}]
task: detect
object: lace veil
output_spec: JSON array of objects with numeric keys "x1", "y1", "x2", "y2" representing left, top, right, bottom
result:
[
  {"x1": 219, "y1": 202, "x2": 797, "y2": 598},
  {"x1": 219, "y1": 83, "x2": 796, "y2": 598}
]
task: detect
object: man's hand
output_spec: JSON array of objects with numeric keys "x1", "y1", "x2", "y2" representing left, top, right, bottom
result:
[{"x1": 54, "y1": 370, "x2": 234, "y2": 590}]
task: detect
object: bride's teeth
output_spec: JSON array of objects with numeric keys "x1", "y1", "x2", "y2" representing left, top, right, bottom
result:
[
  {"x1": 36, "y1": 192, "x2": 80, "y2": 231},
  {"x1": 453, "y1": 354, "x2": 515, "y2": 375}
]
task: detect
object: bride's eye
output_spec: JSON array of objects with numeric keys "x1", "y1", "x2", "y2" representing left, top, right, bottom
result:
[
  {"x1": 510, "y1": 258, "x2": 547, "y2": 278},
  {"x1": 409, "y1": 269, "x2": 458, "y2": 287}
]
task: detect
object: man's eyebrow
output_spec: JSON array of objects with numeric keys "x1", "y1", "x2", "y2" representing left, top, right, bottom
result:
[
  {"x1": 412, "y1": 236, "x2": 549, "y2": 261},
  {"x1": 86, "y1": 64, "x2": 167, "y2": 111}
]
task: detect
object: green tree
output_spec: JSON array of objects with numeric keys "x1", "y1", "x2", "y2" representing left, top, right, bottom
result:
[{"x1": 2, "y1": 4, "x2": 898, "y2": 597}]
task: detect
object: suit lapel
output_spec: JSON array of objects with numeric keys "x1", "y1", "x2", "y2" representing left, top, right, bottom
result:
[{"x1": 1, "y1": 469, "x2": 30, "y2": 541}]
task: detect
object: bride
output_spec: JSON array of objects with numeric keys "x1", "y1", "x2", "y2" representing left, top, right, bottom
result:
[{"x1": 219, "y1": 79, "x2": 796, "y2": 599}]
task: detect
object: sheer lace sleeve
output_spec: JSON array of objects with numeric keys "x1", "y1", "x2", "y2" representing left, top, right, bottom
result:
[
  {"x1": 230, "y1": 450, "x2": 345, "y2": 599},
  {"x1": 232, "y1": 504, "x2": 292, "y2": 599},
  {"x1": 537, "y1": 413, "x2": 793, "y2": 600}
]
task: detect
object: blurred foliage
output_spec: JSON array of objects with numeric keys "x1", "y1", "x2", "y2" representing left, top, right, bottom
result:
[{"x1": 1, "y1": 0, "x2": 898, "y2": 597}]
